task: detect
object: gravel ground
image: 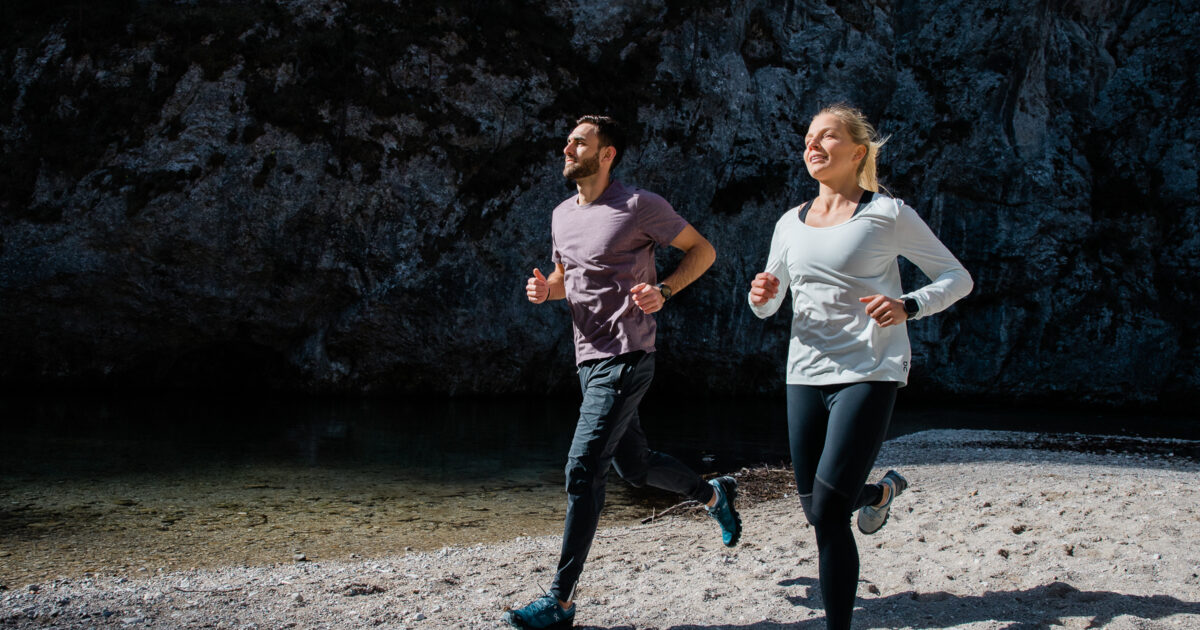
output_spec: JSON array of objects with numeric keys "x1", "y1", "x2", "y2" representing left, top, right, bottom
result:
[{"x1": 2, "y1": 429, "x2": 1199, "y2": 629}]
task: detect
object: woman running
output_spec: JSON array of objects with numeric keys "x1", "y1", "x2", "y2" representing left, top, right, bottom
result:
[{"x1": 748, "y1": 103, "x2": 973, "y2": 630}]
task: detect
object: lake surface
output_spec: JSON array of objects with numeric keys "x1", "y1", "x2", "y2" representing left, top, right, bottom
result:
[{"x1": 1, "y1": 394, "x2": 1194, "y2": 587}]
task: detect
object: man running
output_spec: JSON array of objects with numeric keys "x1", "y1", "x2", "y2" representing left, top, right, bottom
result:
[{"x1": 503, "y1": 115, "x2": 740, "y2": 629}]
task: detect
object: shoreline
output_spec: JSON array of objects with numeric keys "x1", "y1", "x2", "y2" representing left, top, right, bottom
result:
[{"x1": 3, "y1": 429, "x2": 1200, "y2": 629}]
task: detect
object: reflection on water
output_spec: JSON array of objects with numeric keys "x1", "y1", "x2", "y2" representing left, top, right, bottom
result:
[
  {"x1": 0, "y1": 395, "x2": 774, "y2": 587},
  {"x1": 0, "y1": 394, "x2": 1194, "y2": 586}
]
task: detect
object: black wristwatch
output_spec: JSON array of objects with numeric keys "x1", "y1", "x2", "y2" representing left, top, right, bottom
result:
[
  {"x1": 656, "y1": 283, "x2": 673, "y2": 301},
  {"x1": 902, "y1": 297, "x2": 919, "y2": 317}
]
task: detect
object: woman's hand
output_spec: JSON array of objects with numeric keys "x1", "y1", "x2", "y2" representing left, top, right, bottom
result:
[
  {"x1": 750, "y1": 272, "x2": 780, "y2": 306},
  {"x1": 858, "y1": 294, "x2": 907, "y2": 327}
]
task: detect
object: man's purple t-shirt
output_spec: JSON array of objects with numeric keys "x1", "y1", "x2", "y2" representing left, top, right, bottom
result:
[{"x1": 552, "y1": 180, "x2": 688, "y2": 365}]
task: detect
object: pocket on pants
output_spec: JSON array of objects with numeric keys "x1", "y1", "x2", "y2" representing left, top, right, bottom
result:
[
  {"x1": 611, "y1": 351, "x2": 648, "y2": 394},
  {"x1": 579, "y1": 352, "x2": 642, "y2": 399}
]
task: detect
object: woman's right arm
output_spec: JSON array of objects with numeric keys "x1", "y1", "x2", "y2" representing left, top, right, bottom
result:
[{"x1": 748, "y1": 221, "x2": 790, "y2": 318}]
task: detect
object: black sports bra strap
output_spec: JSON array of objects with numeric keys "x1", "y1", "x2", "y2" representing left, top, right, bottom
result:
[
  {"x1": 798, "y1": 191, "x2": 875, "y2": 225},
  {"x1": 797, "y1": 199, "x2": 815, "y2": 223},
  {"x1": 854, "y1": 190, "x2": 875, "y2": 215}
]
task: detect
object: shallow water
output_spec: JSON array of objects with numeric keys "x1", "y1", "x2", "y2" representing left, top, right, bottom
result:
[{"x1": 0, "y1": 394, "x2": 1193, "y2": 587}]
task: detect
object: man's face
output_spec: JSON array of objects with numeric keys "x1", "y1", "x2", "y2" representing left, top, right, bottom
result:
[{"x1": 563, "y1": 123, "x2": 606, "y2": 180}]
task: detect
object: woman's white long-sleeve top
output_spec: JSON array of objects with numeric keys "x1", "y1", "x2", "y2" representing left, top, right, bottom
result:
[{"x1": 748, "y1": 193, "x2": 973, "y2": 386}]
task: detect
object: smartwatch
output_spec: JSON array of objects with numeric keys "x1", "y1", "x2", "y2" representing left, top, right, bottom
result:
[
  {"x1": 656, "y1": 283, "x2": 673, "y2": 301},
  {"x1": 902, "y1": 297, "x2": 919, "y2": 317}
]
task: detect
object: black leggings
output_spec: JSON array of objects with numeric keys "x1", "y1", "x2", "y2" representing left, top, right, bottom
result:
[{"x1": 787, "y1": 382, "x2": 898, "y2": 630}]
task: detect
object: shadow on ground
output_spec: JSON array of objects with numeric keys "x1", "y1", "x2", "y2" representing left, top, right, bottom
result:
[{"x1": 579, "y1": 578, "x2": 1200, "y2": 629}]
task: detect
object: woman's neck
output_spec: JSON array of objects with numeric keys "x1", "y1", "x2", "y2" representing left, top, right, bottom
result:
[{"x1": 816, "y1": 174, "x2": 863, "y2": 202}]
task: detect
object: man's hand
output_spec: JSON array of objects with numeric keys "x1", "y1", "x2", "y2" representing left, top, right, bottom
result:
[
  {"x1": 859, "y1": 294, "x2": 907, "y2": 327},
  {"x1": 527, "y1": 268, "x2": 550, "y2": 304},
  {"x1": 749, "y1": 272, "x2": 780, "y2": 306},
  {"x1": 630, "y1": 283, "x2": 665, "y2": 314}
]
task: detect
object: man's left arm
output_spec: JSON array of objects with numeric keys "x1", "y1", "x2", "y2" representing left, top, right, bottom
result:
[{"x1": 630, "y1": 224, "x2": 716, "y2": 314}]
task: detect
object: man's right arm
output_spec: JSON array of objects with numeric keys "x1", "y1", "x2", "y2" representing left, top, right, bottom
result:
[{"x1": 527, "y1": 263, "x2": 566, "y2": 303}]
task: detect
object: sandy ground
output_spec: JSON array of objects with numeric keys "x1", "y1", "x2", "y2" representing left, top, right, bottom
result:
[{"x1": 2, "y1": 429, "x2": 1198, "y2": 629}]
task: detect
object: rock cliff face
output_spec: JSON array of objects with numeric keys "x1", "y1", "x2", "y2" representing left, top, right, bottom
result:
[{"x1": 2, "y1": 0, "x2": 1196, "y2": 406}]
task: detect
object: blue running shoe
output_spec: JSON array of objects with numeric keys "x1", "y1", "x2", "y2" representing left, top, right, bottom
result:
[
  {"x1": 707, "y1": 476, "x2": 742, "y2": 547},
  {"x1": 857, "y1": 470, "x2": 908, "y2": 535},
  {"x1": 502, "y1": 594, "x2": 575, "y2": 629}
]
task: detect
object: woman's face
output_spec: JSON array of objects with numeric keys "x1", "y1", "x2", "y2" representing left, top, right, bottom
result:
[{"x1": 803, "y1": 113, "x2": 865, "y2": 183}]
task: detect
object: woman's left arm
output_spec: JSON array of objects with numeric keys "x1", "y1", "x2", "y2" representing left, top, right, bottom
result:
[{"x1": 893, "y1": 203, "x2": 974, "y2": 320}]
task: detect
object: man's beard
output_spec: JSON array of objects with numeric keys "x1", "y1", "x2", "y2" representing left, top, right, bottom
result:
[{"x1": 564, "y1": 153, "x2": 601, "y2": 180}]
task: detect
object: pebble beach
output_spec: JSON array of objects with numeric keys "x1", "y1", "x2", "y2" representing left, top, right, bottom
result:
[{"x1": 3, "y1": 429, "x2": 1199, "y2": 629}]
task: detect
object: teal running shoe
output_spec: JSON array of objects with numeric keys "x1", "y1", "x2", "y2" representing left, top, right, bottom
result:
[
  {"x1": 857, "y1": 470, "x2": 908, "y2": 535},
  {"x1": 502, "y1": 594, "x2": 575, "y2": 629},
  {"x1": 707, "y1": 476, "x2": 742, "y2": 547}
]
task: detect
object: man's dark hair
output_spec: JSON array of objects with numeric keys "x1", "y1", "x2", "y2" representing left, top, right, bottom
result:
[{"x1": 576, "y1": 115, "x2": 627, "y2": 171}]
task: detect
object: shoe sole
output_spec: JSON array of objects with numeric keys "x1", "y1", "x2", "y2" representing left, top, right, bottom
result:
[
  {"x1": 502, "y1": 612, "x2": 574, "y2": 630},
  {"x1": 857, "y1": 505, "x2": 889, "y2": 535},
  {"x1": 857, "y1": 471, "x2": 907, "y2": 535},
  {"x1": 714, "y1": 476, "x2": 742, "y2": 547},
  {"x1": 887, "y1": 470, "x2": 909, "y2": 495}
]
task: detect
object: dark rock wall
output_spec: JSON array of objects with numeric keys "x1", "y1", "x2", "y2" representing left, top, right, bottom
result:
[{"x1": 2, "y1": 0, "x2": 1196, "y2": 406}]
